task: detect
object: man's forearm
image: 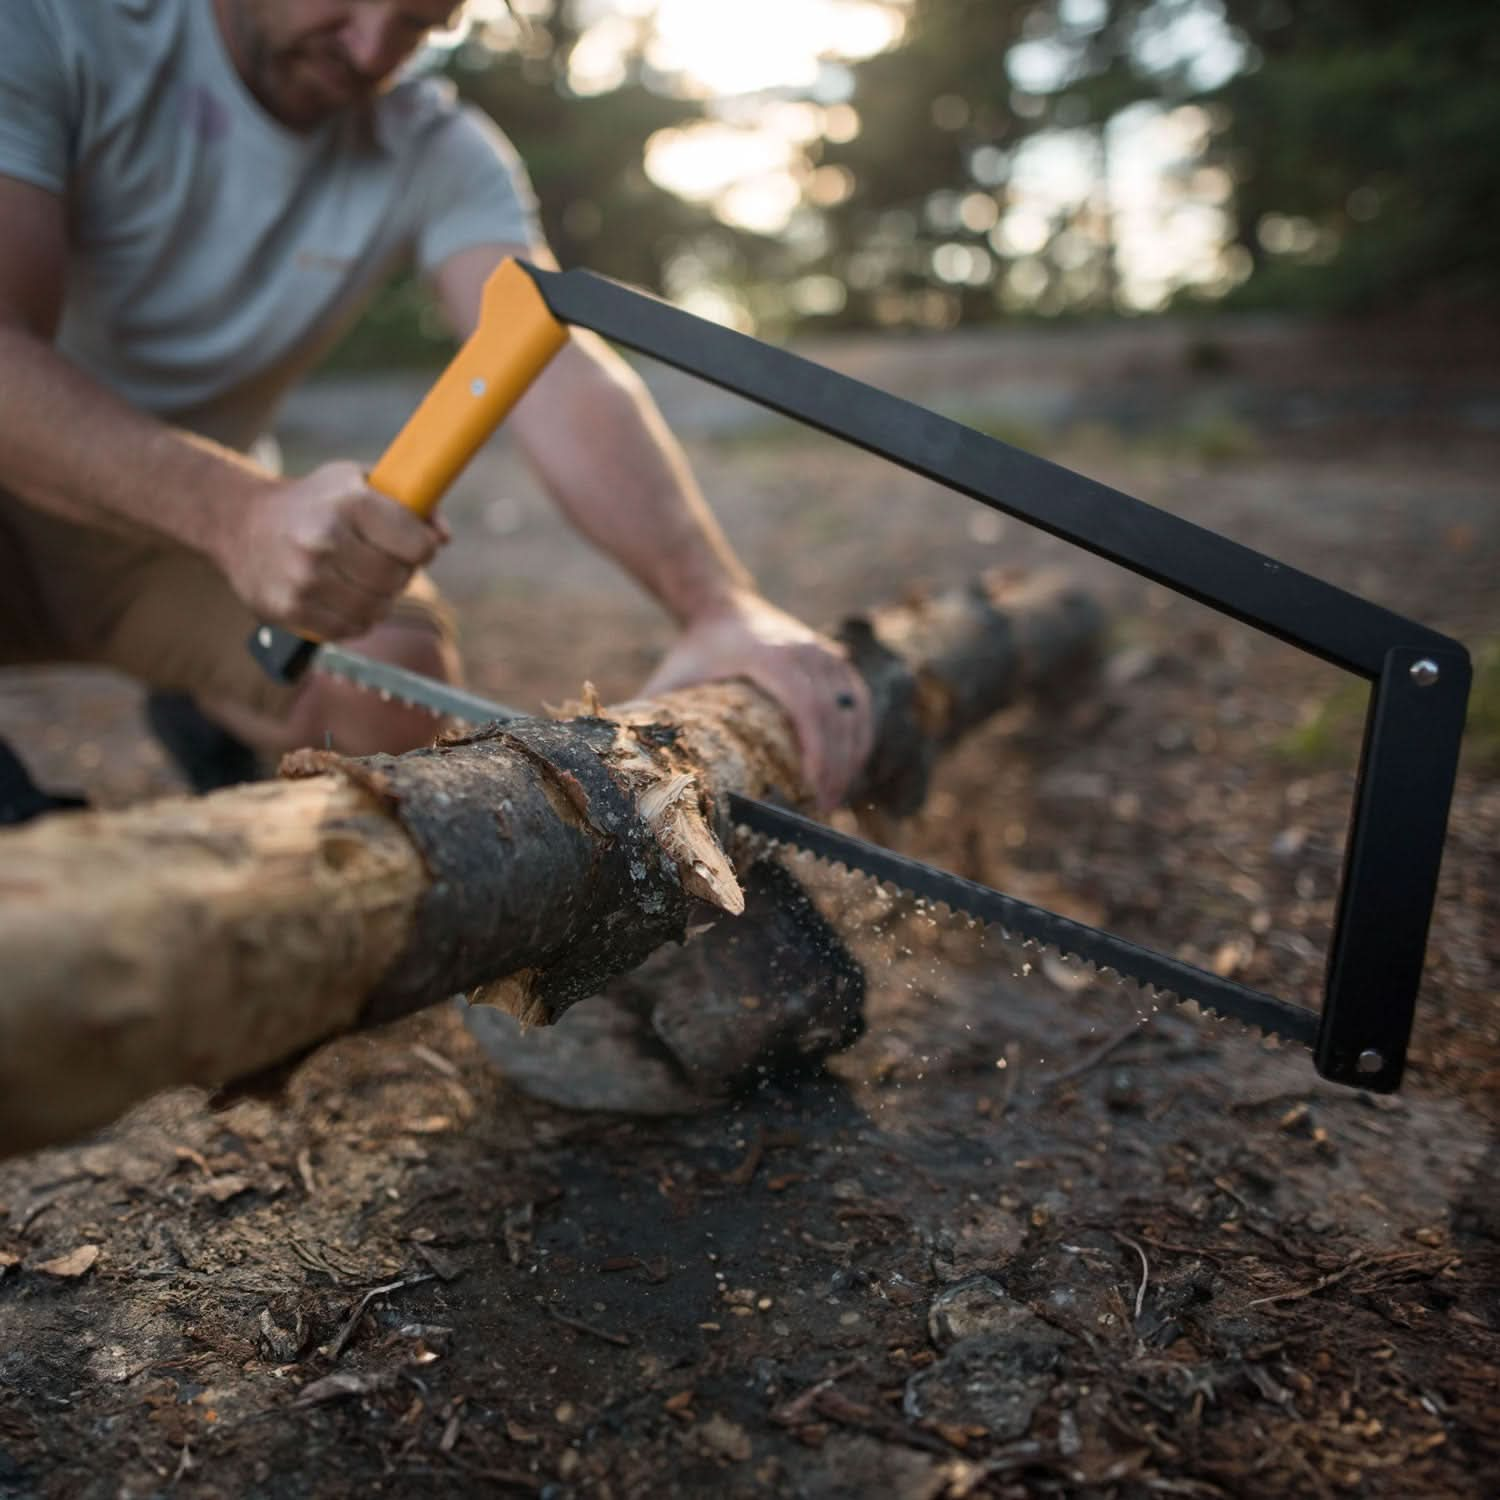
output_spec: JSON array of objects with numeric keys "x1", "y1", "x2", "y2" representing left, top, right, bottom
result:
[
  {"x1": 510, "y1": 332, "x2": 754, "y2": 625},
  {"x1": 0, "y1": 325, "x2": 271, "y2": 555}
]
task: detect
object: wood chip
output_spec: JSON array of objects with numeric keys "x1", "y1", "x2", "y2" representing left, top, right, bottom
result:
[
  {"x1": 414, "y1": 1244, "x2": 463, "y2": 1282},
  {"x1": 330, "y1": 1274, "x2": 435, "y2": 1361},
  {"x1": 410, "y1": 1043, "x2": 460, "y2": 1079},
  {"x1": 548, "y1": 1306, "x2": 632, "y2": 1347},
  {"x1": 197, "y1": 1174, "x2": 252, "y2": 1204},
  {"x1": 294, "y1": 1370, "x2": 393, "y2": 1406},
  {"x1": 723, "y1": 1131, "x2": 765, "y2": 1187},
  {"x1": 813, "y1": 1388, "x2": 875, "y2": 1425},
  {"x1": 36, "y1": 1244, "x2": 99, "y2": 1278},
  {"x1": 697, "y1": 1414, "x2": 751, "y2": 1462},
  {"x1": 9, "y1": 1180, "x2": 81, "y2": 1234},
  {"x1": 1040, "y1": 951, "x2": 1095, "y2": 993},
  {"x1": 773, "y1": 1362, "x2": 860, "y2": 1426}
]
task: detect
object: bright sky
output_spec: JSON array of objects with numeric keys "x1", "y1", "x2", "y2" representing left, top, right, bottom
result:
[
  {"x1": 567, "y1": 0, "x2": 907, "y2": 97},
  {"x1": 568, "y1": 0, "x2": 909, "y2": 235}
]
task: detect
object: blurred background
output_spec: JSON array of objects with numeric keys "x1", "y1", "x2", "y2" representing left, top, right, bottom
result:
[
  {"x1": 12, "y1": 0, "x2": 1497, "y2": 820},
  {"x1": 336, "y1": 0, "x2": 1500, "y2": 359},
  {"x1": 294, "y1": 0, "x2": 1496, "y2": 792}
]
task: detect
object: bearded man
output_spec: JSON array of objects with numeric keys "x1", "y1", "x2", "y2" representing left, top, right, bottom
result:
[{"x1": 0, "y1": 0, "x2": 871, "y2": 812}]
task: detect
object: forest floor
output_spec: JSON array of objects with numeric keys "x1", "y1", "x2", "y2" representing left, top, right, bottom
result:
[{"x1": 1, "y1": 314, "x2": 1497, "y2": 1499}]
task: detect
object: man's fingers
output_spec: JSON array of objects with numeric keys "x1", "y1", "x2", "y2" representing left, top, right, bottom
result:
[
  {"x1": 229, "y1": 463, "x2": 439, "y2": 636},
  {"x1": 748, "y1": 653, "x2": 871, "y2": 812},
  {"x1": 349, "y1": 490, "x2": 445, "y2": 569},
  {"x1": 282, "y1": 601, "x2": 362, "y2": 645},
  {"x1": 281, "y1": 572, "x2": 389, "y2": 642},
  {"x1": 784, "y1": 682, "x2": 833, "y2": 809},
  {"x1": 634, "y1": 604, "x2": 874, "y2": 811},
  {"x1": 810, "y1": 663, "x2": 873, "y2": 810},
  {"x1": 326, "y1": 520, "x2": 418, "y2": 599}
]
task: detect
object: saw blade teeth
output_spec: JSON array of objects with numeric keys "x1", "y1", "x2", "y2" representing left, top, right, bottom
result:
[
  {"x1": 735, "y1": 818, "x2": 1305, "y2": 1052},
  {"x1": 316, "y1": 666, "x2": 445, "y2": 720}
]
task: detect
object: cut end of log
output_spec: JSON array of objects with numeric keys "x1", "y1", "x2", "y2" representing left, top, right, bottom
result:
[
  {"x1": 531, "y1": 689, "x2": 749, "y2": 915},
  {"x1": 595, "y1": 721, "x2": 748, "y2": 917},
  {"x1": 633, "y1": 769, "x2": 744, "y2": 915}
]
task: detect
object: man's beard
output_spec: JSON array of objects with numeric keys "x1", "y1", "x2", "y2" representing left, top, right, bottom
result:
[{"x1": 226, "y1": 3, "x2": 379, "y2": 130}]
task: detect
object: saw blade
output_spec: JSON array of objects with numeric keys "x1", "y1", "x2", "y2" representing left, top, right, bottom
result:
[
  {"x1": 312, "y1": 644, "x2": 527, "y2": 725},
  {"x1": 306, "y1": 643, "x2": 1320, "y2": 1051},
  {"x1": 727, "y1": 795, "x2": 1320, "y2": 1051}
]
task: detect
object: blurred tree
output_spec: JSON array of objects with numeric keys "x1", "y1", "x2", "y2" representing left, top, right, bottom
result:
[
  {"x1": 448, "y1": 10, "x2": 713, "y2": 291},
  {"x1": 323, "y1": 0, "x2": 1500, "y2": 362},
  {"x1": 808, "y1": 0, "x2": 1186, "y2": 326},
  {"x1": 1204, "y1": 0, "x2": 1500, "y2": 309},
  {"x1": 813, "y1": 0, "x2": 1500, "y2": 320},
  {"x1": 811, "y1": 0, "x2": 1031, "y2": 328}
]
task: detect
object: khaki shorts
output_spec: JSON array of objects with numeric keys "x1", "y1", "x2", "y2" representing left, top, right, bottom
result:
[{"x1": 0, "y1": 494, "x2": 456, "y2": 720}]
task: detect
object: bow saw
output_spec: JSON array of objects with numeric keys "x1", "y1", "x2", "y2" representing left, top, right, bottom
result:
[{"x1": 250, "y1": 259, "x2": 1470, "y2": 1094}]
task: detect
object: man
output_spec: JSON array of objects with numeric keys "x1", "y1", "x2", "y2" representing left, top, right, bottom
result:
[{"x1": 0, "y1": 0, "x2": 873, "y2": 813}]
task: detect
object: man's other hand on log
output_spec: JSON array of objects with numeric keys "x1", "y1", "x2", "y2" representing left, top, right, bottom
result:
[{"x1": 639, "y1": 588, "x2": 874, "y2": 812}]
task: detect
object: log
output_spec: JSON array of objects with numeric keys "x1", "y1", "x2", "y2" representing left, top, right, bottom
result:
[
  {"x1": 0, "y1": 571, "x2": 1101, "y2": 1156},
  {"x1": 465, "y1": 846, "x2": 872, "y2": 1114}
]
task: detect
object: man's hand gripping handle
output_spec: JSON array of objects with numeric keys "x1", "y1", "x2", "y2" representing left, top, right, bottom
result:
[{"x1": 248, "y1": 259, "x2": 567, "y2": 682}]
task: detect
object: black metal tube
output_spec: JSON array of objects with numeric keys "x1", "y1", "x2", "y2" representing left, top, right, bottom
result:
[{"x1": 525, "y1": 264, "x2": 1461, "y2": 680}]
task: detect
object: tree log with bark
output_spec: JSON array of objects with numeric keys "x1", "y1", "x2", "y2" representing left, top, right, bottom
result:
[{"x1": 0, "y1": 571, "x2": 1102, "y2": 1157}]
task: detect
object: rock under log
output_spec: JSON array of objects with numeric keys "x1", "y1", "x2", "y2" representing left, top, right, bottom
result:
[{"x1": 0, "y1": 571, "x2": 1101, "y2": 1157}]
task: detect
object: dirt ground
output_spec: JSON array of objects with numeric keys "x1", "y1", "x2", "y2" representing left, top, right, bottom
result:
[{"x1": 1, "y1": 316, "x2": 1497, "y2": 1499}]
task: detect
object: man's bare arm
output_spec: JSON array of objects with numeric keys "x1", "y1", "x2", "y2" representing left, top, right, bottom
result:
[
  {"x1": 433, "y1": 241, "x2": 755, "y2": 626},
  {"x1": 0, "y1": 174, "x2": 444, "y2": 642},
  {"x1": 432, "y1": 242, "x2": 873, "y2": 808},
  {"x1": 0, "y1": 177, "x2": 274, "y2": 543}
]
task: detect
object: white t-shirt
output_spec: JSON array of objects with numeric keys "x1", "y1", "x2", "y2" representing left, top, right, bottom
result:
[{"x1": 0, "y1": 0, "x2": 540, "y2": 450}]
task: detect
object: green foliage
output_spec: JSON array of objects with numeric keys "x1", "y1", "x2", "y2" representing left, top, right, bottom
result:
[
  {"x1": 1139, "y1": 410, "x2": 1260, "y2": 463},
  {"x1": 1274, "y1": 680, "x2": 1367, "y2": 767},
  {"x1": 1207, "y1": 1, "x2": 1500, "y2": 310},
  {"x1": 448, "y1": 39, "x2": 713, "y2": 290},
  {"x1": 1463, "y1": 640, "x2": 1500, "y2": 773},
  {"x1": 320, "y1": 271, "x2": 453, "y2": 370}
]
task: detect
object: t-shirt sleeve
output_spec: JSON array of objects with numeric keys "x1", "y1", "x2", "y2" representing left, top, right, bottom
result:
[
  {"x1": 0, "y1": 0, "x2": 75, "y2": 194},
  {"x1": 413, "y1": 106, "x2": 543, "y2": 273}
]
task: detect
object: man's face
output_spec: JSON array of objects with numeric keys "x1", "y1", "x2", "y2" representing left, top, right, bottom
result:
[{"x1": 216, "y1": 0, "x2": 465, "y2": 130}]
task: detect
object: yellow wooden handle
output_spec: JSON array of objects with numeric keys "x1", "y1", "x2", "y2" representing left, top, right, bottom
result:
[{"x1": 367, "y1": 260, "x2": 567, "y2": 518}]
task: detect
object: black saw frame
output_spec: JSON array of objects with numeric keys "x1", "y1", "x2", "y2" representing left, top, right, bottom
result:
[{"x1": 516, "y1": 262, "x2": 1470, "y2": 1094}]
